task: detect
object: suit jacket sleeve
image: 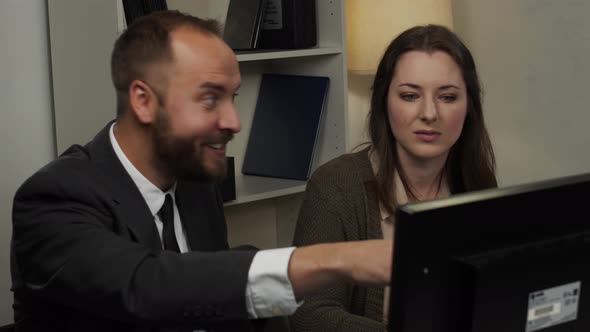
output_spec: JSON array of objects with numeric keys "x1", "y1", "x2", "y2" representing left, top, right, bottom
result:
[
  {"x1": 11, "y1": 165, "x2": 256, "y2": 329},
  {"x1": 289, "y1": 159, "x2": 386, "y2": 332}
]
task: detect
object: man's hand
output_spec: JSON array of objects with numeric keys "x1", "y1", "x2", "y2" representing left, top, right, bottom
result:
[{"x1": 288, "y1": 240, "x2": 393, "y2": 300}]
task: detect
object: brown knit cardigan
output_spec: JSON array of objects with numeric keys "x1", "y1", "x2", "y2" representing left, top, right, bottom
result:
[{"x1": 290, "y1": 148, "x2": 387, "y2": 331}]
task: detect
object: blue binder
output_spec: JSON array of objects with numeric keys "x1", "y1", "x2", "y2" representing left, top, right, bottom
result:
[{"x1": 242, "y1": 74, "x2": 329, "y2": 180}]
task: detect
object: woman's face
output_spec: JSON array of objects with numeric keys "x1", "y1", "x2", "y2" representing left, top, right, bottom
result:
[{"x1": 387, "y1": 50, "x2": 468, "y2": 167}]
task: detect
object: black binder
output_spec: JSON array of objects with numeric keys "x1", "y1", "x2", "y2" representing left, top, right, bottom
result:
[
  {"x1": 122, "y1": 0, "x2": 168, "y2": 26},
  {"x1": 219, "y1": 157, "x2": 236, "y2": 202},
  {"x1": 223, "y1": 0, "x2": 267, "y2": 50},
  {"x1": 259, "y1": 0, "x2": 317, "y2": 49},
  {"x1": 242, "y1": 74, "x2": 329, "y2": 180}
]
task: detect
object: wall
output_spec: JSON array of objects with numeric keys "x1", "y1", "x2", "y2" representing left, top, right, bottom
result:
[
  {"x1": 0, "y1": 1, "x2": 56, "y2": 324},
  {"x1": 347, "y1": 73, "x2": 373, "y2": 149},
  {"x1": 452, "y1": 0, "x2": 590, "y2": 186}
]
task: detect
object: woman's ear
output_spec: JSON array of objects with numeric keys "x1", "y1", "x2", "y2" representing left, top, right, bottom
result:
[{"x1": 128, "y1": 80, "x2": 159, "y2": 124}]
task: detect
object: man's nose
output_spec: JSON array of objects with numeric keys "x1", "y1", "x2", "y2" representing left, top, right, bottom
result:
[{"x1": 219, "y1": 102, "x2": 241, "y2": 133}]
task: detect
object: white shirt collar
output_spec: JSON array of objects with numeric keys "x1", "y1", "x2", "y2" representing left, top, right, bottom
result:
[{"x1": 109, "y1": 122, "x2": 176, "y2": 217}]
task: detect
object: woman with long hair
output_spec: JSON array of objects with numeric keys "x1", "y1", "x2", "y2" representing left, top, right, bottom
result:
[{"x1": 290, "y1": 24, "x2": 497, "y2": 331}]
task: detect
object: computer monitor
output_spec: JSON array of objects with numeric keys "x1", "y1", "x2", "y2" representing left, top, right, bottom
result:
[{"x1": 388, "y1": 172, "x2": 590, "y2": 332}]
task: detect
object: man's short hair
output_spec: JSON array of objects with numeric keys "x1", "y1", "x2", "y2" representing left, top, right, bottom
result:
[{"x1": 110, "y1": 10, "x2": 221, "y2": 116}]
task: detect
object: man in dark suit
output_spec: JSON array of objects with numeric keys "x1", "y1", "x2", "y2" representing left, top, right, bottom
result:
[{"x1": 10, "y1": 10, "x2": 392, "y2": 332}]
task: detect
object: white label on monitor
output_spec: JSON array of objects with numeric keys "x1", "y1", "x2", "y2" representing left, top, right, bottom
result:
[
  {"x1": 525, "y1": 281, "x2": 581, "y2": 332},
  {"x1": 263, "y1": 0, "x2": 283, "y2": 30}
]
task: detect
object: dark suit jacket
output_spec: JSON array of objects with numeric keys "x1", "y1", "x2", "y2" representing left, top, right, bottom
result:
[{"x1": 11, "y1": 123, "x2": 258, "y2": 332}]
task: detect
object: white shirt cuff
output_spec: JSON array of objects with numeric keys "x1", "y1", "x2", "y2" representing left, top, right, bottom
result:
[{"x1": 245, "y1": 247, "x2": 302, "y2": 318}]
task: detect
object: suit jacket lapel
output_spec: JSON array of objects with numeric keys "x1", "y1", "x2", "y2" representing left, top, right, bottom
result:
[{"x1": 86, "y1": 122, "x2": 162, "y2": 252}]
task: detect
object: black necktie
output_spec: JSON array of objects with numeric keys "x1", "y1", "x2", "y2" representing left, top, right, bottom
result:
[{"x1": 159, "y1": 194, "x2": 180, "y2": 253}]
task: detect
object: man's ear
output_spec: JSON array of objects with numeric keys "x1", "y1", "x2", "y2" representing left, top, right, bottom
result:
[{"x1": 129, "y1": 80, "x2": 158, "y2": 124}]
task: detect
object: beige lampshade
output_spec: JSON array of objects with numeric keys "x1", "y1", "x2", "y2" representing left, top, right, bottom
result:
[{"x1": 345, "y1": 0, "x2": 454, "y2": 74}]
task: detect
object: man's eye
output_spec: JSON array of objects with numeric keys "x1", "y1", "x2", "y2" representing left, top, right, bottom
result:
[{"x1": 204, "y1": 96, "x2": 218, "y2": 108}]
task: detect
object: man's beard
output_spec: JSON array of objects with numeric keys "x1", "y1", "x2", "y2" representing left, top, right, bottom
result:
[{"x1": 152, "y1": 108, "x2": 232, "y2": 182}]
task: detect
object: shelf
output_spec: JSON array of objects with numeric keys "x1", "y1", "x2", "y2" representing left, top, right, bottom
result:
[
  {"x1": 236, "y1": 47, "x2": 342, "y2": 62},
  {"x1": 224, "y1": 175, "x2": 307, "y2": 206}
]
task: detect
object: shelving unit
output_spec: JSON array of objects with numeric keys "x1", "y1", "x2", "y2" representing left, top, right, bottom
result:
[
  {"x1": 236, "y1": 47, "x2": 342, "y2": 62},
  {"x1": 47, "y1": 0, "x2": 349, "y2": 206}
]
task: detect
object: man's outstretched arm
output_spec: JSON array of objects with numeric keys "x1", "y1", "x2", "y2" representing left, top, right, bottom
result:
[{"x1": 288, "y1": 239, "x2": 393, "y2": 301}]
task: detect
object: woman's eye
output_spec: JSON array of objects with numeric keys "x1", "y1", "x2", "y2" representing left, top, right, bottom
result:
[
  {"x1": 401, "y1": 93, "x2": 418, "y2": 101},
  {"x1": 440, "y1": 94, "x2": 458, "y2": 103}
]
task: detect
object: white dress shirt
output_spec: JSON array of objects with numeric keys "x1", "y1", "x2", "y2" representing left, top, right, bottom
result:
[{"x1": 109, "y1": 122, "x2": 299, "y2": 319}]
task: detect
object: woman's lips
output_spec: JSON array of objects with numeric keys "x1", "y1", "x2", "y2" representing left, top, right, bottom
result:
[{"x1": 414, "y1": 130, "x2": 440, "y2": 142}]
